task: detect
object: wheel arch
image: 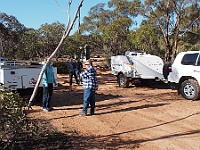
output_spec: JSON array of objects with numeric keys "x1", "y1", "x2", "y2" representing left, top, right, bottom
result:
[
  {"x1": 179, "y1": 76, "x2": 197, "y2": 88},
  {"x1": 117, "y1": 72, "x2": 124, "y2": 76},
  {"x1": 175, "y1": 76, "x2": 197, "y2": 94}
]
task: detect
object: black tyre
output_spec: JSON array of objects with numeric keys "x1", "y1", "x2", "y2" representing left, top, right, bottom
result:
[
  {"x1": 179, "y1": 79, "x2": 200, "y2": 100},
  {"x1": 117, "y1": 74, "x2": 129, "y2": 88}
]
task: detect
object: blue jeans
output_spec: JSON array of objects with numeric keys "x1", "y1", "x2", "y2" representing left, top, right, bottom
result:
[
  {"x1": 42, "y1": 83, "x2": 53, "y2": 109},
  {"x1": 75, "y1": 70, "x2": 81, "y2": 83},
  {"x1": 82, "y1": 88, "x2": 95, "y2": 115}
]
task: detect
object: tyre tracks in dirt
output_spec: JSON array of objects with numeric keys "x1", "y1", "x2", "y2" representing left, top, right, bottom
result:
[{"x1": 29, "y1": 71, "x2": 200, "y2": 149}]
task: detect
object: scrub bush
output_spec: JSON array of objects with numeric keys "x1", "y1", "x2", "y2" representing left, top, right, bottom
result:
[{"x1": 0, "y1": 89, "x2": 37, "y2": 149}]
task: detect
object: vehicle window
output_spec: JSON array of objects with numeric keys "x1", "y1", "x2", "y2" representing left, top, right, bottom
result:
[{"x1": 181, "y1": 53, "x2": 198, "y2": 65}]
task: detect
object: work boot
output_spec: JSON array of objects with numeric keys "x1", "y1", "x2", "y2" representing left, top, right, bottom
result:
[{"x1": 90, "y1": 109, "x2": 95, "y2": 115}]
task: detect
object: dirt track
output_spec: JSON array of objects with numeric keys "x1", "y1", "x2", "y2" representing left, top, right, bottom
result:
[{"x1": 28, "y1": 64, "x2": 200, "y2": 150}]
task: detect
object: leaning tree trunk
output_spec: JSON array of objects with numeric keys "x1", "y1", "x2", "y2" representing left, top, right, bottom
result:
[{"x1": 28, "y1": 0, "x2": 84, "y2": 109}]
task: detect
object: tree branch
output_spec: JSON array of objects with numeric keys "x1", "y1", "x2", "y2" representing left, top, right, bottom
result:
[{"x1": 180, "y1": 15, "x2": 200, "y2": 37}]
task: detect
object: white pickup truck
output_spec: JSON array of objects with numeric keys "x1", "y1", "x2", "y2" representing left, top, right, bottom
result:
[
  {"x1": 0, "y1": 58, "x2": 57, "y2": 101},
  {"x1": 168, "y1": 51, "x2": 200, "y2": 100}
]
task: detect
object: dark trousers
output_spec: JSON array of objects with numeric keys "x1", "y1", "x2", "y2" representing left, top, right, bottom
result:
[
  {"x1": 42, "y1": 83, "x2": 53, "y2": 109},
  {"x1": 69, "y1": 71, "x2": 78, "y2": 86}
]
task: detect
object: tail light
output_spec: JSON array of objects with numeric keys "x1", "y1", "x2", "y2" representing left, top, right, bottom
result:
[{"x1": 168, "y1": 66, "x2": 172, "y2": 72}]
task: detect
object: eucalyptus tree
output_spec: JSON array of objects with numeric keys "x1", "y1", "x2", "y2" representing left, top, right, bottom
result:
[
  {"x1": 170, "y1": 0, "x2": 200, "y2": 58},
  {"x1": 38, "y1": 22, "x2": 65, "y2": 58},
  {"x1": 178, "y1": 2, "x2": 200, "y2": 51},
  {"x1": 80, "y1": 3, "x2": 108, "y2": 34},
  {"x1": 130, "y1": 23, "x2": 165, "y2": 57},
  {"x1": 80, "y1": 0, "x2": 141, "y2": 56},
  {"x1": 18, "y1": 28, "x2": 42, "y2": 60},
  {"x1": 103, "y1": 0, "x2": 142, "y2": 55},
  {"x1": 62, "y1": 36, "x2": 82, "y2": 58},
  {"x1": 102, "y1": 17, "x2": 132, "y2": 55},
  {"x1": 0, "y1": 13, "x2": 25, "y2": 59},
  {"x1": 0, "y1": 21, "x2": 6, "y2": 57},
  {"x1": 79, "y1": 3, "x2": 109, "y2": 55},
  {"x1": 72, "y1": 31, "x2": 101, "y2": 57},
  {"x1": 140, "y1": 0, "x2": 200, "y2": 62}
]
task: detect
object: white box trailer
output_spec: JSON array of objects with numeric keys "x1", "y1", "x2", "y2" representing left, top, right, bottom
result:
[
  {"x1": 0, "y1": 59, "x2": 57, "y2": 101},
  {"x1": 111, "y1": 51, "x2": 166, "y2": 87}
]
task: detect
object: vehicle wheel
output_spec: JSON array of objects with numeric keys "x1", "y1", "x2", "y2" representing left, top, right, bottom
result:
[
  {"x1": 179, "y1": 79, "x2": 200, "y2": 100},
  {"x1": 117, "y1": 74, "x2": 129, "y2": 88}
]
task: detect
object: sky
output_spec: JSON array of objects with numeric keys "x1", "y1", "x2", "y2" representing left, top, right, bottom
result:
[{"x1": 0, "y1": 0, "x2": 109, "y2": 34}]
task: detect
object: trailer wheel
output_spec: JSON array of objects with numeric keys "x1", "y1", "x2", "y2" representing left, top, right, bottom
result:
[
  {"x1": 118, "y1": 74, "x2": 129, "y2": 88},
  {"x1": 179, "y1": 79, "x2": 200, "y2": 100}
]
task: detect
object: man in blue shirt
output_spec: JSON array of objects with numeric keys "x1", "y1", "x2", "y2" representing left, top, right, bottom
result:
[
  {"x1": 80, "y1": 60, "x2": 98, "y2": 116},
  {"x1": 42, "y1": 59, "x2": 57, "y2": 112}
]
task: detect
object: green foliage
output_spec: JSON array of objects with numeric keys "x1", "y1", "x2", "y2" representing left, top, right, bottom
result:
[
  {"x1": 102, "y1": 17, "x2": 132, "y2": 55},
  {"x1": 53, "y1": 61, "x2": 68, "y2": 74},
  {"x1": 38, "y1": 22, "x2": 65, "y2": 57},
  {"x1": 0, "y1": 13, "x2": 25, "y2": 59},
  {"x1": 62, "y1": 37, "x2": 82, "y2": 57},
  {"x1": 0, "y1": 89, "x2": 37, "y2": 149},
  {"x1": 17, "y1": 28, "x2": 41, "y2": 60},
  {"x1": 140, "y1": 0, "x2": 200, "y2": 61},
  {"x1": 129, "y1": 24, "x2": 165, "y2": 57}
]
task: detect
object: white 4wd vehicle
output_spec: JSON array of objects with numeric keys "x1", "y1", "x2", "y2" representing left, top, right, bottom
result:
[{"x1": 168, "y1": 51, "x2": 200, "y2": 100}]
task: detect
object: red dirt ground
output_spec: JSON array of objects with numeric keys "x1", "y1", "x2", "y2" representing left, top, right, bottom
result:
[{"x1": 28, "y1": 59, "x2": 200, "y2": 150}]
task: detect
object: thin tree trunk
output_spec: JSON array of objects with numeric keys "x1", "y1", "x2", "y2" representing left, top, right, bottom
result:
[
  {"x1": 174, "y1": 14, "x2": 180, "y2": 59},
  {"x1": 165, "y1": 1, "x2": 172, "y2": 63}
]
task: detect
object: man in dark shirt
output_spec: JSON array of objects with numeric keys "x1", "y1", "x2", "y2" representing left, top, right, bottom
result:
[
  {"x1": 67, "y1": 58, "x2": 78, "y2": 91},
  {"x1": 74, "y1": 59, "x2": 83, "y2": 84}
]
